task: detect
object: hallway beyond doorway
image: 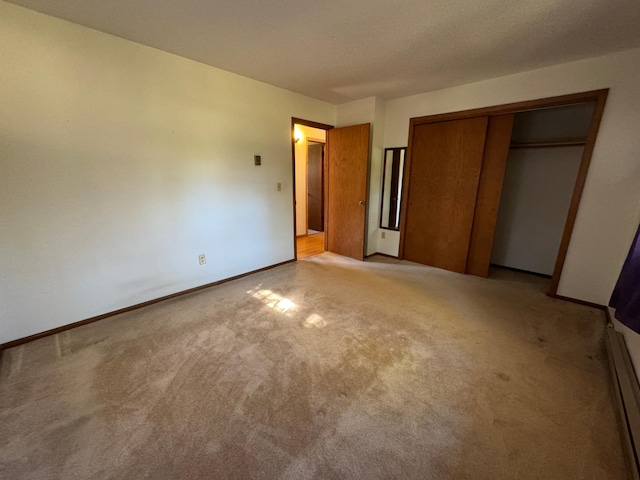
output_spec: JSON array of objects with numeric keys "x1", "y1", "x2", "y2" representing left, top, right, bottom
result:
[{"x1": 297, "y1": 232, "x2": 325, "y2": 259}]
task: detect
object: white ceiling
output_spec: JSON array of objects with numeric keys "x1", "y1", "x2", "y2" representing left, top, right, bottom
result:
[{"x1": 7, "y1": 0, "x2": 640, "y2": 104}]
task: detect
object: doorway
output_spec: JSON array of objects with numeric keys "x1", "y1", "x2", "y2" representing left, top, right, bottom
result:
[
  {"x1": 291, "y1": 118, "x2": 372, "y2": 261},
  {"x1": 293, "y1": 120, "x2": 329, "y2": 259}
]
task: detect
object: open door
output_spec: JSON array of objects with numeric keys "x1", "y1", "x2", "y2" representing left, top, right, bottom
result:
[{"x1": 327, "y1": 123, "x2": 371, "y2": 260}]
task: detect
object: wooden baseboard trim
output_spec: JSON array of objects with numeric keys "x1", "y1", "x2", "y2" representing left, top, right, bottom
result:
[
  {"x1": 0, "y1": 259, "x2": 295, "y2": 351},
  {"x1": 365, "y1": 252, "x2": 400, "y2": 259},
  {"x1": 548, "y1": 293, "x2": 605, "y2": 310},
  {"x1": 606, "y1": 306, "x2": 615, "y2": 324},
  {"x1": 490, "y1": 263, "x2": 552, "y2": 279}
]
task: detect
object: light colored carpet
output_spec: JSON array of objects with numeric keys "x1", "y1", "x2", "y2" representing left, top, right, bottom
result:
[{"x1": 0, "y1": 253, "x2": 628, "y2": 479}]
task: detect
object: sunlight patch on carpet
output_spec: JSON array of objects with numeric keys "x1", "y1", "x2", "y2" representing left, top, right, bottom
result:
[
  {"x1": 303, "y1": 314, "x2": 327, "y2": 329},
  {"x1": 247, "y1": 286, "x2": 297, "y2": 315}
]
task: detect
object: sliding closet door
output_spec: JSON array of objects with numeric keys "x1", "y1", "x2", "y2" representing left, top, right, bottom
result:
[
  {"x1": 466, "y1": 114, "x2": 515, "y2": 277},
  {"x1": 402, "y1": 117, "x2": 488, "y2": 273}
]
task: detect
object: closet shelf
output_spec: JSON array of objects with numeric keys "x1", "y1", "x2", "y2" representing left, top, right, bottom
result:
[{"x1": 509, "y1": 137, "x2": 587, "y2": 149}]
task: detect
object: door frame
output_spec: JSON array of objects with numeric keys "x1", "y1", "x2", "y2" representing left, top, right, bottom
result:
[
  {"x1": 291, "y1": 118, "x2": 333, "y2": 260},
  {"x1": 399, "y1": 89, "x2": 609, "y2": 297}
]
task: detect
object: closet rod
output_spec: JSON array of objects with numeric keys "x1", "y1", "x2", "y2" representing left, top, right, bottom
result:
[{"x1": 510, "y1": 137, "x2": 587, "y2": 149}]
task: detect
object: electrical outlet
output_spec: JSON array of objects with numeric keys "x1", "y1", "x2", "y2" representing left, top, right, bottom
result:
[
  {"x1": 254, "y1": 155, "x2": 261, "y2": 166},
  {"x1": 381, "y1": 231, "x2": 386, "y2": 239},
  {"x1": 277, "y1": 182, "x2": 282, "y2": 192},
  {"x1": 198, "y1": 254, "x2": 206, "y2": 265}
]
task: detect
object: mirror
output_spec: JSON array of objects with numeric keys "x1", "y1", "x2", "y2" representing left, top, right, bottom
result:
[{"x1": 380, "y1": 147, "x2": 406, "y2": 231}]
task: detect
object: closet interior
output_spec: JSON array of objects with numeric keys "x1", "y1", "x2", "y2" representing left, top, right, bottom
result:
[{"x1": 491, "y1": 102, "x2": 595, "y2": 277}]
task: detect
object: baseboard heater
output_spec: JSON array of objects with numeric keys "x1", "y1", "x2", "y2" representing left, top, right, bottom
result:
[{"x1": 606, "y1": 323, "x2": 640, "y2": 480}]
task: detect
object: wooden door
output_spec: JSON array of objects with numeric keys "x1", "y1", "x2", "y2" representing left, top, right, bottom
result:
[
  {"x1": 307, "y1": 143, "x2": 324, "y2": 232},
  {"x1": 466, "y1": 114, "x2": 514, "y2": 276},
  {"x1": 402, "y1": 117, "x2": 488, "y2": 273},
  {"x1": 327, "y1": 123, "x2": 371, "y2": 260}
]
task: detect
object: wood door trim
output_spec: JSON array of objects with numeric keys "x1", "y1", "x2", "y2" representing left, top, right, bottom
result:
[
  {"x1": 324, "y1": 137, "x2": 329, "y2": 251},
  {"x1": 400, "y1": 89, "x2": 609, "y2": 299},
  {"x1": 548, "y1": 89, "x2": 609, "y2": 295},
  {"x1": 409, "y1": 89, "x2": 608, "y2": 126},
  {"x1": 304, "y1": 139, "x2": 308, "y2": 234},
  {"x1": 398, "y1": 119, "x2": 417, "y2": 259},
  {"x1": 291, "y1": 118, "x2": 334, "y2": 259},
  {"x1": 292, "y1": 118, "x2": 335, "y2": 130}
]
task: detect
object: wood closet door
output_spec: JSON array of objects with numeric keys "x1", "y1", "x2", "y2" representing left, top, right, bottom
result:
[
  {"x1": 466, "y1": 114, "x2": 514, "y2": 277},
  {"x1": 402, "y1": 117, "x2": 488, "y2": 273}
]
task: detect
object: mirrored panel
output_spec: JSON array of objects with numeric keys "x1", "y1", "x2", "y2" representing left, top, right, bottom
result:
[{"x1": 380, "y1": 147, "x2": 406, "y2": 231}]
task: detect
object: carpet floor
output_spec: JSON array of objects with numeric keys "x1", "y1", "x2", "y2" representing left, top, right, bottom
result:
[{"x1": 0, "y1": 253, "x2": 628, "y2": 479}]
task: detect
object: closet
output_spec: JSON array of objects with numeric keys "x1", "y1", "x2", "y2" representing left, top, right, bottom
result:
[
  {"x1": 403, "y1": 117, "x2": 488, "y2": 273},
  {"x1": 491, "y1": 103, "x2": 595, "y2": 276},
  {"x1": 399, "y1": 90, "x2": 608, "y2": 295}
]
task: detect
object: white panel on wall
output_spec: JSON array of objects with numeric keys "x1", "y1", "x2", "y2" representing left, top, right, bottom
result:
[{"x1": 491, "y1": 147, "x2": 584, "y2": 275}]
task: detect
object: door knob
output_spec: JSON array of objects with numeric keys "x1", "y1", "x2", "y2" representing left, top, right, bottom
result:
[{"x1": 358, "y1": 200, "x2": 365, "y2": 206}]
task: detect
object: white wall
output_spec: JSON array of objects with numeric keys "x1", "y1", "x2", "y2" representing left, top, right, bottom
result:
[
  {"x1": 382, "y1": 47, "x2": 640, "y2": 305},
  {"x1": 491, "y1": 147, "x2": 584, "y2": 275},
  {"x1": 368, "y1": 98, "x2": 387, "y2": 256},
  {"x1": 293, "y1": 125, "x2": 326, "y2": 236},
  {"x1": 0, "y1": 2, "x2": 335, "y2": 344},
  {"x1": 336, "y1": 97, "x2": 377, "y2": 128},
  {"x1": 335, "y1": 96, "x2": 386, "y2": 256}
]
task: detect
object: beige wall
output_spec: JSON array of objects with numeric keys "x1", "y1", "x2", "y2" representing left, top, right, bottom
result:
[
  {"x1": 293, "y1": 125, "x2": 326, "y2": 236},
  {"x1": 0, "y1": 2, "x2": 335, "y2": 344}
]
